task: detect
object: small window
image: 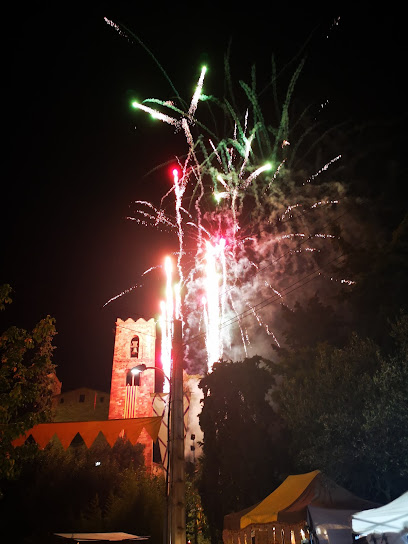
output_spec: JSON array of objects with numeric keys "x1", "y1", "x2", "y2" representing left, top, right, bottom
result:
[
  {"x1": 60, "y1": 397, "x2": 64, "y2": 404},
  {"x1": 130, "y1": 335, "x2": 139, "y2": 358},
  {"x1": 99, "y1": 396, "x2": 104, "y2": 403},
  {"x1": 79, "y1": 394, "x2": 85, "y2": 403}
]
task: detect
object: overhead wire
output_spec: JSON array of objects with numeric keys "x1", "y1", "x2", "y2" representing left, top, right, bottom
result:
[{"x1": 108, "y1": 208, "x2": 350, "y2": 350}]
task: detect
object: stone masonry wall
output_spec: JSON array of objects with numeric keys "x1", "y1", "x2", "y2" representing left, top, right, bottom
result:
[{"x1": 108, "y1": 317, "x2": 156, "y2": 468}]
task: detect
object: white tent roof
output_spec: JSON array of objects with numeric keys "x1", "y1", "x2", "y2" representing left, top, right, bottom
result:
[
  {"x1": 307, "y1": 505, "x2": 360, "y2": 544},
  {"x1": 54, "y1": 533, "x2": 149, "y2": 542},
  {"x1": 352, "y1": 491, "x2": 408, "y2": 536}
]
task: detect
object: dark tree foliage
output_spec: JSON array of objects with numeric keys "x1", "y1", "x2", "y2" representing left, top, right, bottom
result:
[
  {"x1": 0, "y1": 437, "x2": 165, "y2": 544},
  {"x1": 278, "y1": 293, "x2": 350, "y2": 351},
  {"x1": 275, "y1": 209, "x2": 408, "y2": 356},
  {"x1": 274, "y1": 313, "x2": 408, "y2": 503},
  {"x1": 186, "y1": 461, "x2": 210, "y2": 544},
  {"x1": 344, "y1": 212, "x2": 408, "y2": 348},
  {"x1": 198, "y1": 356, "x2": 292, "y2": 544},
  {"x1": 0, "y1": 284, "x2": 13, "y2": 311},
  {"x1": 360, "y1": 314, "x2": 408, "y2": 501},
  {"x1": 0, "y1": 284, "x2": 57, "y2": 483}
]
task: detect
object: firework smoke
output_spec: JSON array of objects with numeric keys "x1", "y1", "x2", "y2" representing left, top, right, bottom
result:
[
  {"x1": 128, "y1": 63, "x2": 354, "y2": 374},
  {"x1": 105, "y1": 18, "x2": 359, "y2": 374}
]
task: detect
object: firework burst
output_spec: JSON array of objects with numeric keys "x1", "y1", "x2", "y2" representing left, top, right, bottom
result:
[
  {"x1": 105, "y1": 19, "x2": 354, "y2": 373},
  {"x1": 130, "y1": 66, "x2": 352, "y2": 373}
]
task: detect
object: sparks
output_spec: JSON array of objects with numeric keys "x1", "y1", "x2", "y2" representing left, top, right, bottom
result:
[
  {"x1": 126, "y1": 59, "x2": 353, "y2": 373},
  {"x1": 160, "y1": 256, "x2": 175, "y2": 393},
  {"x1": 188, "y1": 66, "x2": 207, "y2": 118},
  {"x1": 202, "y1": 240, "x2": 225, "y2": 370},
  {"x1": 131, "y1": 101, "x2": 180, "y2": 127}
]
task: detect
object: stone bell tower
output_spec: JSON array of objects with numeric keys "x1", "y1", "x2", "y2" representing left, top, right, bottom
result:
[{"x1": 108, "y1": 317, "x2": 156, "y2": 421}]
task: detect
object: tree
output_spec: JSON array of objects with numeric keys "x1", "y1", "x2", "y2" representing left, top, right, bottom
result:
[
  {"x1": 198, "y1": 356, "x2": 292, "y2": 544},
  {"x1": 186, "y1": 462, "x2": 210, "y2": 544},
  {"x1": 344, "y1": 212, "x2": 408, "y2": 348},
  {"x1": 278, "y1": 293, "x2": 350, "y2": 351},
  {"x1": 275, "y1": 315, "x2": 408, "y2": 503},
  {"x1": 360, "y1": 313, "x2": 408, "y2": 501},
  {"x1": 0, "y1": 284, "x2": 12, "y2": 312},
  {"x1": 0, "y1": 284, "x2": 57, "y2": 481},
  {"x1": 276, "y1": 336, "x2": 380, "y2": 495},
  {"x1": 0, "y1": 437, "x2": 166, "y2": 543}
]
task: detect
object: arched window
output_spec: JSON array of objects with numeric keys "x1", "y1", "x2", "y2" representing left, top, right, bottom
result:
[{"x1": 130, "y1": 335, "x2": 139, "y2": 358}]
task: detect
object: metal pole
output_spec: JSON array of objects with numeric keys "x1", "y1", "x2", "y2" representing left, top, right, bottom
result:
[{"x1": 168, "y1": 319, "x2": 185, "y2": 544}]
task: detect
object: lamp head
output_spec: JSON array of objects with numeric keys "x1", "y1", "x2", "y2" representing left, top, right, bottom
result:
[{"x1": 131, "y1": 364, "x2": 147, "y2": 375}]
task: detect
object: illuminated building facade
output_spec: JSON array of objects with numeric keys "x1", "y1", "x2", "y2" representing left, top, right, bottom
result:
[
  {"x1": 53, "y1": 387, "x2": 109, "y2": 422},
  {"x1": 108, "y1": 317, "x2": 158, "y2": 468}
]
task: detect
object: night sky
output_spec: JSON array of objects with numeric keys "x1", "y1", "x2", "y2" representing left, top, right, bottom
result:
[{"x1": 2, "y1": 7, "x2": 405, "y2": 393}]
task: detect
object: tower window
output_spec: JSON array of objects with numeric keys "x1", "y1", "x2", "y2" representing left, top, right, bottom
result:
[
  {"x1": 60, "y1": 397, "x2": 64, "y2": 404},
  {"x1": 130, "y1": 335, "x2": 139, "y2": 358},
  {"x1": 99, "y1": 396, "x2": 104, "y2": 403},
  {"x1": 79, "y1": 394, "x2": 85, "y2": 403}
]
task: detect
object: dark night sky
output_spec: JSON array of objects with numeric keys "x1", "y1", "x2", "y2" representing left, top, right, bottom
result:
[{"x1": 2, "y1": 7, "x2": 405, "y2": 393}]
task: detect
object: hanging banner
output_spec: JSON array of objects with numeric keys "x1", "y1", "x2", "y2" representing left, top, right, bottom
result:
[
  {"x1": 152, "y1": 391, "x2": 191, "y2": 471},
  {"x1": 11, "y1": 416, "x2": 162, "y2": 450}
]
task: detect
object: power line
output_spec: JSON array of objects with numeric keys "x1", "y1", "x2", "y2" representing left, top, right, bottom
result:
[{"x1": 108, "y1": 206, "x2": 349, "y2": 352}]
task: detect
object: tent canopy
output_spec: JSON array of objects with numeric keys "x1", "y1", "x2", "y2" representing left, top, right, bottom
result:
[
  {"x1": 307, "y1": 505, "x2": 361, "y2": 530},
  {"x1": 352, "y1": 491, "x2": 408, "y2": 536},
  {"x1": 54, "y1": 532, "x2": 148, "y2": 542},
  {"x1": 224, "y1": 470, "x2": 378, "y2": 531},
  {"x1": 307, "y1": 505, "x2": 365, "y2": 544},
  {"x1": 240, "y1": 470, "x2": 320, "y2": 528}
]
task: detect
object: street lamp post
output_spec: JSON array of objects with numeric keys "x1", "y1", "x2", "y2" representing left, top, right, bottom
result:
[{"x1": 168, "y1": 319, "x2": 185, "y2": 544}]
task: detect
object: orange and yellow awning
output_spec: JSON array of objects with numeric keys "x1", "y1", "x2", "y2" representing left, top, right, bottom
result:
[{"x1": 11, "y1": 416, "x2": 162, "y2": 449}]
